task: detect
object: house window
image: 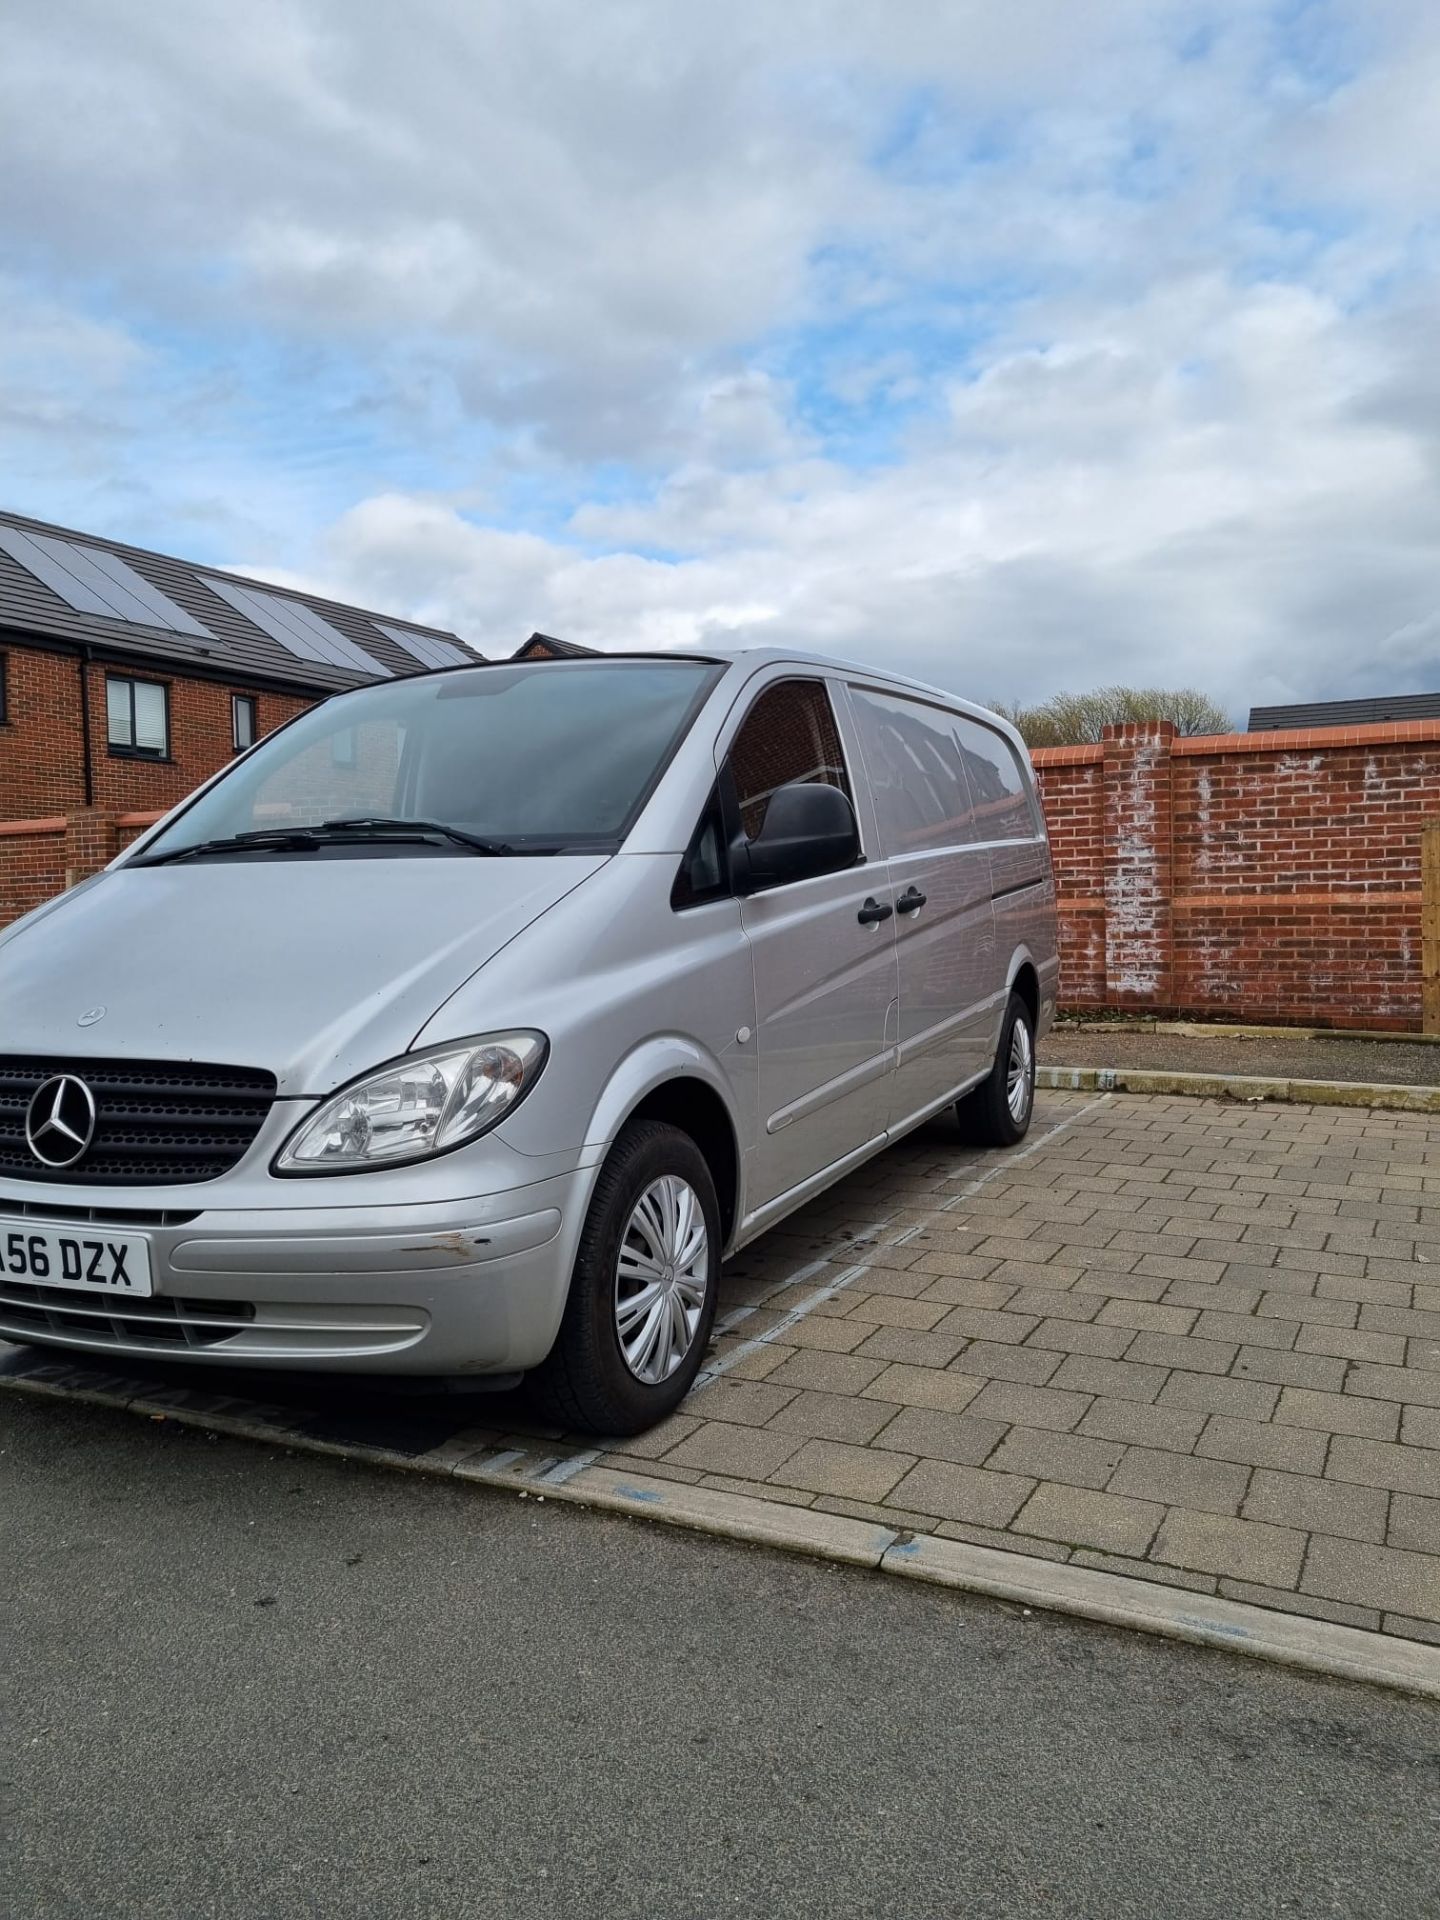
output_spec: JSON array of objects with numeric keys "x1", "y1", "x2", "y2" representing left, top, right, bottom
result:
[
  {"x1": 232, "y1": 694, "x2": 258, "y2": 753},
  {"x1": 0, "y1": 651, "x2": 7, "y2": 724},
  {"x1": 106, "y1": 675, "x2": 169, "y2": 759}
]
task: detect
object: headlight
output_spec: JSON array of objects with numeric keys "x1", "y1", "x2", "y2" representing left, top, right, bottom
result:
[{"x1": 274, "y1": 1033, "x2": 547, "y2": 1174}]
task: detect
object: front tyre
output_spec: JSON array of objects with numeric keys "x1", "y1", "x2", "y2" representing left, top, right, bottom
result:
[
  {"x1": 530, "y1": 1119, "x2": 721, "y2": 1435},
  {"x1": 956, "y1": 992, "x2": 1036, "y2": 1148}
]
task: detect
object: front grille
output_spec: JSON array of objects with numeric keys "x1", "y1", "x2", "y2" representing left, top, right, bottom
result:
[
  {"x1": 0, "y1": 1194, "x2": 201, "y2": 1226},
  {"x1": 0, "y1": 1057, "x2": 277, "y2": 1186},
  {"x1": 0, "y1": 1280, "x2": 255, "y2": 1348}
]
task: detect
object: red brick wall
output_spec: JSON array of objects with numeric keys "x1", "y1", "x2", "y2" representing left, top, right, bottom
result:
[
  {"x1": 1033, "y1": 719, "x2": 1440, "y2": 1030},
  {"x1": 0, "y1": 641, "x2": 312, "y2": 820},
  {"x1": 0, "y1": 820, "x2": 67, "y2": 927},
  {"x1": 0, "y1": 639, "x2": 317, "y2": 929}
]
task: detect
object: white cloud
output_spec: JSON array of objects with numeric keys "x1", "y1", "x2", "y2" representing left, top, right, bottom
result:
[{"x1": 3, "y1": 0, "x2": 1440, "y2": 717}]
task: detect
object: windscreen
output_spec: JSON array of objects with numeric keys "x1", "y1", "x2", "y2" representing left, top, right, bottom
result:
[{"x1": 140, "y1": 660, "x2": 719, "y2": 857}]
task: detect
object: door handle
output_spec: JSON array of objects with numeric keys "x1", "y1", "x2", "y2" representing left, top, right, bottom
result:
[
  {"x1": 857, "y1": 897, "x2": 893, "y2": 926},
  {"x1": 895, "y1": 886, "x2": 927, "y2": 915}
]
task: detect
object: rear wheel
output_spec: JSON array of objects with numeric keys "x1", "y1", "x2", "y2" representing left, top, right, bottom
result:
[
  {"x1": 956, "y1": 992, "x2": 1036, "y2": 1147},
  {"x1": 529, "y1": 1119, "x2": 721, "y2": 1434}
]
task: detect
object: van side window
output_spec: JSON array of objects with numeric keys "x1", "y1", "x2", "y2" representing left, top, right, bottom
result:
[
  {"x1": 728, "y1": 680, "x2": 851, "y2": 840},
  {"x1": 848, "y1": 686, "x2": 974, "y2": 854},
  {"x1": 954, "y1": 717, "x2": 1039, "y2": 841},
  {"x1": 671, "y1": 784, "x2": 728, "y2": 910}
]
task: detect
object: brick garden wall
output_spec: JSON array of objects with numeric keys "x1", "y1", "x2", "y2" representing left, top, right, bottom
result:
[
  {"x1": 0, "y1": 639, "x2": 314, "y2": 927},
  {"x1": 1033, "y1": 718, "x2": 1440, "y2": 1030}
]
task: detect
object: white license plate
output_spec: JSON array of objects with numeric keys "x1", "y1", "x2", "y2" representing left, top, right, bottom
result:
[{"x1": 0, "y1": 1218, "x2": 153, "y2": 1298}]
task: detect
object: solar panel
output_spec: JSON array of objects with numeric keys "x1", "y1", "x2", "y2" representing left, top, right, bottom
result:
[
  {"x1": 373, "y1": 622, "x2": 472, "y2": 670},
  {"x1": 203, "y1": 576, "x2": 390, "y2": 677},
  {"x1": 0, "y1": 526, "x2": 214, "y2": 638}
]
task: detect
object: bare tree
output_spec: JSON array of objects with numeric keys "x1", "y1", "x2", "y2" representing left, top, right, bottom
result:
[{"x1": 993, "y1": 685, "x2": 1231, "y2": 747}]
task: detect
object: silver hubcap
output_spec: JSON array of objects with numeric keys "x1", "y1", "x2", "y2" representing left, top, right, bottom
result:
[
  {"x1": 614, "y1": 1175, "x2": 709, "y2": 1385},
  {"x1": 1007, "y1": 1017, "x2": 1034, "y2": 1124}
]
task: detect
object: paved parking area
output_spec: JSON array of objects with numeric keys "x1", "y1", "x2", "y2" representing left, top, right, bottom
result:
[
  {"x1": 618, "y1": 1088, "x2": 1440, "y2": 1644},
  {"x1": 5, "y1": 1090, "x2": 1440, "y2": 1645}
]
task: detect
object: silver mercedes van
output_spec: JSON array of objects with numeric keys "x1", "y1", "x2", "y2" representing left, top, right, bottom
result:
[{"x1": 0, "y1": 649, "x2": 1058, "y2": 1431}]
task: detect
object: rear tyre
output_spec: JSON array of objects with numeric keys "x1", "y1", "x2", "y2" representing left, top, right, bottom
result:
[
  {"x1": 956, "y1": 992, "x2": 1036, "y2": 1148},
  {"x1": 529, "y1": 1119, "x2": 721, "y2": 1435}
]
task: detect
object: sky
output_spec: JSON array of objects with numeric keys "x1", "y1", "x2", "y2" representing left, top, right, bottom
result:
[{"x1": 2, "y1": 0, "x2": 1438, "y2": 720}]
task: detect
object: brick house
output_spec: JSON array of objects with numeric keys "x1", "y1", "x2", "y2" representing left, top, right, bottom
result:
[{"x1": 0, "y1": 507, "x2": 484, "y2": 924}]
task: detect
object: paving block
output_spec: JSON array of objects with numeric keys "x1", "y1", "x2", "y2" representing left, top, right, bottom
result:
[
  {"x1": 1049, "y1": 1353, "x2": 1169, "y2": 1404},
  {"x1": 1258, "y1": 1291, "x2": 1358, "y2": 1329},
  {"x1": 1167, "y1": 1280, "x2": 1264, "y2": 1315},
  {"x1": 1326, "y1": 1434, "x2": 1440, "y2": 1496},
  {"x1": 1345, "y1": 1364, "x2": 1440, "y2": 1408},
  {"x1": 870, "y1": 1404, "x2": 1009, "y2": 1466},
  {"x1": 887, "y1": 1458, "x2": 1036, "y2": 1529},
  {"x1": 695, "y1": 1473, "x2": 817, "y2": 1508},
  {"x1": 1302, "y1": 1536, "x2": 1440, "y2": 1622},
  {"x1": 1216, "y1": 1580, "x2": 1381, "y2": 1633},
  {"x1": 1014, "y1": 1483, "x2": 1164, "y2": 1558},
  {"x1": 1127, "y1": 1331, "x2": 1237, "y2": 1375},
  {"x1": 1274, "y1": 1386, "x2": 1399, "y2": 1441},
  {"x1": 967, "y1": 1378, "x2": 1093, "y2": 1432},
  {"x1": 916, "y1": 1274, "x2": 1020, "y2": 1310},
  {"x1": 948, "y1": 1341, "x2": 1065, "y2": 1385},
  {"x1": 1097, "y1": 1300, "x2": 1198, "y2": 1336},
  {"x1": 665, "y1": 1420, "x2": 808, "y2": 1481},
  {"x1": 1194, "y1": 1414, "x2": 1327, "y2": 1475},
  {"x1": 765, "y1": 1389, "x2": 903, "y2": 1445},
  {"x1": 1389, "y1": 1494, "x2": 1440, "y2": 1555},
  {"x1": 770, "y1": 1438, "x2": 915, "y2": 1503},
  {"x1": 1077, "y1": 1397, "x2": 1207, "y2": 1453},
  {"x1": 1150, "y1": 1508, "x2": 1306, "y2": 1588},
  {"x1": 854, "y1": 1325, "x2": 969, "y2": 1369},
  {"x1": 1007, "y1": 1288, "x2": 1104, "y2": 1324},
  {"x1": 1232, "y1": 1348, "x2": 1348, "y2": 1392},
  {"x1": 1107, "y1": 1446, "x2": 1251, "y2": 1517},
  {"x1": 765, "y1": 1349, "x2": 889, "y2": 1396},
  {"x1": 706, "y1": 1337, "x2": 794, "y2": 1383},
  {"x1": 1241, "y1": 1469, "x2": 1388, "y2": 1543},
  {"x1": 1069, "y1": 1549, "x2": 1217, "y2": 1594},
  {"x1": 684, "y1": 1379, "x2": 797, "y2": 1429},
  {"x1": 932, "y1": 1305, "x2": 1040, "y2": 1346},
  {"x1": 859, "y1": 1363, "x2": 986, "y2": 1413},
  {"x1": 985, "y1": 1425, "x2": 1126, "y2": 1491},
  {"x1": 842, "y1": 1292, "x2": 951, "y2": 1330},
  {"x1": 1193, "y1": 1309, "x2": 1297, "y2": 1351},
  {"x1": 1295, "y1": 1325, "x2": 1407, "y2": 1366},
  {"x1": 1023, "y1": 1318, "x2": 1134, "y2": 1359},
  {"x1": 930, "y1": 1518, "x2": 1072, "y2": 1564},
  {"x1": 1158, "y1": 1372, "x2": 1280, "y2": 1420},
  {"x1": 782, "y1": 1313, "x2": 874, "y2": 1354},
  {"x1": 1402, "y1": 1406, "x2": 1440, "y2": 1448}
]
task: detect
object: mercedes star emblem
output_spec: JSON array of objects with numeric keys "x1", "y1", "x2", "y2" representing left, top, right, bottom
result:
[{"x1": 24, "y1": 1075, "x2": 98, "y2": 1169}]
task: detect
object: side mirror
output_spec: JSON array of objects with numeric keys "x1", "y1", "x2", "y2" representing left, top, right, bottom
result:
[{"x1": 738, "y1": 781, "x2": 860, "y2": 893}]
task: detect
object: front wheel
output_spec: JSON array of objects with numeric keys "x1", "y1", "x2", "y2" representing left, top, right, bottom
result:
[
  {"x1": 956, "y1": 992, "x2": 1036, "y2": 1147},
  {"x1": 529, "y1": 1119, "x2": 721, "y2": 1434}
]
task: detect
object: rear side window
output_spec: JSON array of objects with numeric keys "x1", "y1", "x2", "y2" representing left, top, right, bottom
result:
[
  {"x1": 848, "y1": 687, "x2": 975, "y2": 854},
  {"x1": 728, "y1": 679, "x2": 850, "y2": 840},
  {"x1": 955, "y1": 717, "x2": 1039, "y2": 842}
]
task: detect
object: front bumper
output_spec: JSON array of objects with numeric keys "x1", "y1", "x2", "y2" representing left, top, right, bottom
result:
[{"x1": 0, "y1": 1166, "x2": 592, "y2": 1375}]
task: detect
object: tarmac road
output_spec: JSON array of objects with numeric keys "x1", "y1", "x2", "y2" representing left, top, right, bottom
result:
[{"x1": 4, "y1": 1394, "x2": 1439, "y2": 1920}]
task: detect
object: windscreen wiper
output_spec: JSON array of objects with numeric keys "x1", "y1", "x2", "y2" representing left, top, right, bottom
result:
[
  {"x1": 320, "y1": 817, "x2": 514, "y2": 855},
  {"x1": 130, "y1": 828, "x2": 328, "y2": 866},
  {"x1": 131, "y1": 818, "x2": 513, "y2": 867}
]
